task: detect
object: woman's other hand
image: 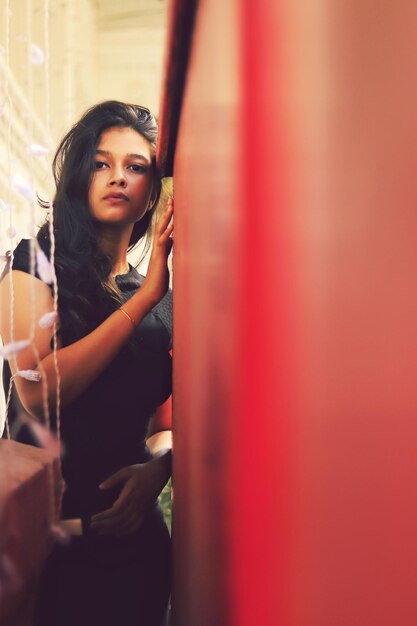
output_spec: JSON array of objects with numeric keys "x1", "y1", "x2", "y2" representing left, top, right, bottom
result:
[
  {"x1": 141, "y1": 197, "x2": 173, "y2": 307},
  {"x1": 89, "y1": 459, "x2": 168, "y2": 536}
]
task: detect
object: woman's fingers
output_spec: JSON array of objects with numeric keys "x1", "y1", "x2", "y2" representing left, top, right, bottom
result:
[
  {"x1": 90, "y1": 505, "x2": 120, "y2": 526},
  {"x1": 90, "y1": 489, "x2": 130, "y2": 526},
  {"x1": 99, "y1": 466, "x2": 131, "y2": 490},
  {"x1": 91, "y1": 501, "x2": 137, "y2": 534},
  {"x1": 115, "y1": 514, "x2": 144, "y2": 537},
  {"x1": 90, "y1": 484, "x2": 147, "y2": 535},
  {"x1": 93, "y1": 509, "x2": 143, "y2": 536},
  {"x1": 162, "y1": 223, "x2": 174, "y2": 245},
  {"x1": 155, "y1": 198, "x2": 174, "y2": 237}
]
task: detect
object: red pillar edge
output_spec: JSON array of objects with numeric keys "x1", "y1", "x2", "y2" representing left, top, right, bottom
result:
[
  {"x1": 156, "y1": 0, "x2": 198, "y2": 177},
  {"x1": 158, "y1": 0, "x2": 299, "y2": 623}
]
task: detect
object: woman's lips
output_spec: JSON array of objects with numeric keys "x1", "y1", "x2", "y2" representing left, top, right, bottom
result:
[{"x1": 103, "y1": 193, "x2": 129, "y2": 202}]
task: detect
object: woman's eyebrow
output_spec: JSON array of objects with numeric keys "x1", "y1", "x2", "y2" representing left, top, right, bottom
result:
[
  {"x1": 95, "y1": 149, "x2": 150, "y2": 165},
  {"x1": 127, "y1": 152, "x2": 151, "y2": 164}
]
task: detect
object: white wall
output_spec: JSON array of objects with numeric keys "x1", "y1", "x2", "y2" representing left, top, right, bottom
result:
[{"x1": 0, "y1": 0, "x2": 169, "y2": 435}]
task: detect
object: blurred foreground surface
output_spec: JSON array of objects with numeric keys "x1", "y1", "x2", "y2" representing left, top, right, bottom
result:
[
  {"x1": 170, "y1": 1, "x2": 417, "y2": 625},
  {"x1": 0, "y1": 440, "x2": 58, "y2": 626}
]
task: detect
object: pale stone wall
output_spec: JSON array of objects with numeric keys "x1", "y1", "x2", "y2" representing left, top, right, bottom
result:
[{"x1": 0, "y1": 0, "x2": 169, "y2": 436}]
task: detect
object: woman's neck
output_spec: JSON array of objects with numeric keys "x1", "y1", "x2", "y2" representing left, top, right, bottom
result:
[{"x1": 96, "y1": 225, "x2": 133, "y2": 276}]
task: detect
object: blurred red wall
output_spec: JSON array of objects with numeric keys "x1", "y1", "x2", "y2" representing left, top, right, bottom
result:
[{"x1": 170, "y1": 1, "x2": 417, "y2": 624}]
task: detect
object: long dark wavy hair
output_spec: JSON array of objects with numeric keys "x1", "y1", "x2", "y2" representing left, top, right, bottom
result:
[{"x1": 37, "y1": 100, "x2": 161, "y2": 345}]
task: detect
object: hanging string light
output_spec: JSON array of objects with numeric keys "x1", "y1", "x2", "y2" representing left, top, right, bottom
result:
[
  {"x1": 43, "y1": 0, "x2": 67, "y2": 543},
  {"x1": 25, "y1": 0, "x2": 51, "y2": 430},
  {"x1": 4, "y1": 0, "x2": 16, "y2": 442},
  {"x1": 2, "y1": 0, "x2": 39, "y2": 437},
  {"x1": 0, "y1": 0, "x2": 66, "y2": 544},
  {"x1": 44, "y1": 0, "x2": 62, "y2": 445}
]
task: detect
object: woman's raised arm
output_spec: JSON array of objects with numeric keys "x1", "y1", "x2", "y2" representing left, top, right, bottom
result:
[{"x1": 0, "y1": 201, "x2": 173, "y2": 419}]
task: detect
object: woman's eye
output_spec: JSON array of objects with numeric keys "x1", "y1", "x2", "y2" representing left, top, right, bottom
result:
[
  {"x1": 128, "y1": 164, "x2": 146, "y2": 173},
  {"x1": 94, "y1": 161, "x2": 108, "y2": 169}
]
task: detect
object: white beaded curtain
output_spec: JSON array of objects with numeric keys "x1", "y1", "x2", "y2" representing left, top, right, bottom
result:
[
  {"x1": 1, "y1": 0, "x2": 53, "y2": 439},
  {"x1": 0, "y1": 0, "x2": 170, "y2": 437},
  {"x1": 0, "y1": 0, "x2": 94, "y2": 262},
  {"x1": 0, "y1": 0, "x2": 98, "y2": 437}
]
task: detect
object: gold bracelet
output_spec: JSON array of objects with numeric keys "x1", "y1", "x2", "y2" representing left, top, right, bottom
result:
[{"x1": 119, "y1": 306, "x2": 136, "y2": 327}]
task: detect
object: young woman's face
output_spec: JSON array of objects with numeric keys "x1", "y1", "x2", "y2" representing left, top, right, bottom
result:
[{"x1": 88, "y1": 126, "x2": 154, "y2": 226}]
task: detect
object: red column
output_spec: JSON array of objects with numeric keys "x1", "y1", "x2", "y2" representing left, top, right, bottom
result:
[
  {"x1": 171, "y1": 0, "x2": 295, "y2": 624},
  {"x1": 170, "y1": 1, "x2": 417, "y2": 625}
]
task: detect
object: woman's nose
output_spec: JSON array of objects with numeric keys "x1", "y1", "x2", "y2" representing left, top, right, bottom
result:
[{"x1": 109, "y1": 168, "x2": 127, "y2": 186}]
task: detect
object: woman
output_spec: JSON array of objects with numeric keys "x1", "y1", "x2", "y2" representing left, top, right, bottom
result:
[{"x1": 0, "y1": 101, "x2": 174, "y2": 625}]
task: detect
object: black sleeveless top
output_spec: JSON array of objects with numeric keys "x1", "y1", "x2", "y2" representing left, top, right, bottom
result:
[{"x1": 2, "y1": 238, "x2": 172, "y2": 520}]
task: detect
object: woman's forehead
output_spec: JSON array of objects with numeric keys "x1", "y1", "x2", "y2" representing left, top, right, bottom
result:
[{"x1": 97, "y1": 126, "x2": 152, "y2": 158}]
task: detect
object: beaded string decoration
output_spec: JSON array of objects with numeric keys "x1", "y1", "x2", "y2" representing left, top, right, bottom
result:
[
  {"x1": 4, "y1": 0, "x2": 16, "y2": 442},
  {"x1": 26, "y1": 0, "x2": 51, "y2": 430},
  {"x1": 41, "y1": 0, "x2": 65, "y2": 540},
  {"x1": 0, "y1": 0, "x2": 65, "y2": 544},
  {"x1": 1, "y1": 5, "x2": 55, "y2": 432},
  {"x1": 43, "y1": 0, "x2": 62, "y2": 445}
]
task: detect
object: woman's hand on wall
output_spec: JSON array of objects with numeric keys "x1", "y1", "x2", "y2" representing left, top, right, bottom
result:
[{"x1": 141, "y1": 197, "x2": 174, "y2": 307}]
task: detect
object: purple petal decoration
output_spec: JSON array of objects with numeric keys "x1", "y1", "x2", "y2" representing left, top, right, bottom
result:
[
  {"x1": 29, "y1": 43, "x2": 45, "y2": 65},
  {"x1": 0, "y1": 555, "x2": 16, "y2": 579},
  {"x1": 0, "y1": 339, "x2": 31, "y2": 359},
  {"x1": 15, "y1": 369, "x2": 41, "y2": 382},
  {"x1": 50, "y1": 523, "x2": 71, "y2": 546},
  {"x1": 36, "y1": 245, "x2": 54, "y2": 284},
  {"x1": 26, "y1": 143, "x2": 48, "y2": 157},
  {"x1": 26, "y1": 418, "x2": 61, "y2": 458},
  {"x1": 38, "y1": 311, "x2": 58, "y2": 328},
  {"x1": 11, "y1": 173, "x2": 34, "y2": 203},
  {"x1": 6, "y1": 226, "x2": 16, "y2": 238},
  {"x1": 0, "y1": 554, "x2": 21, "y2": 593}
]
